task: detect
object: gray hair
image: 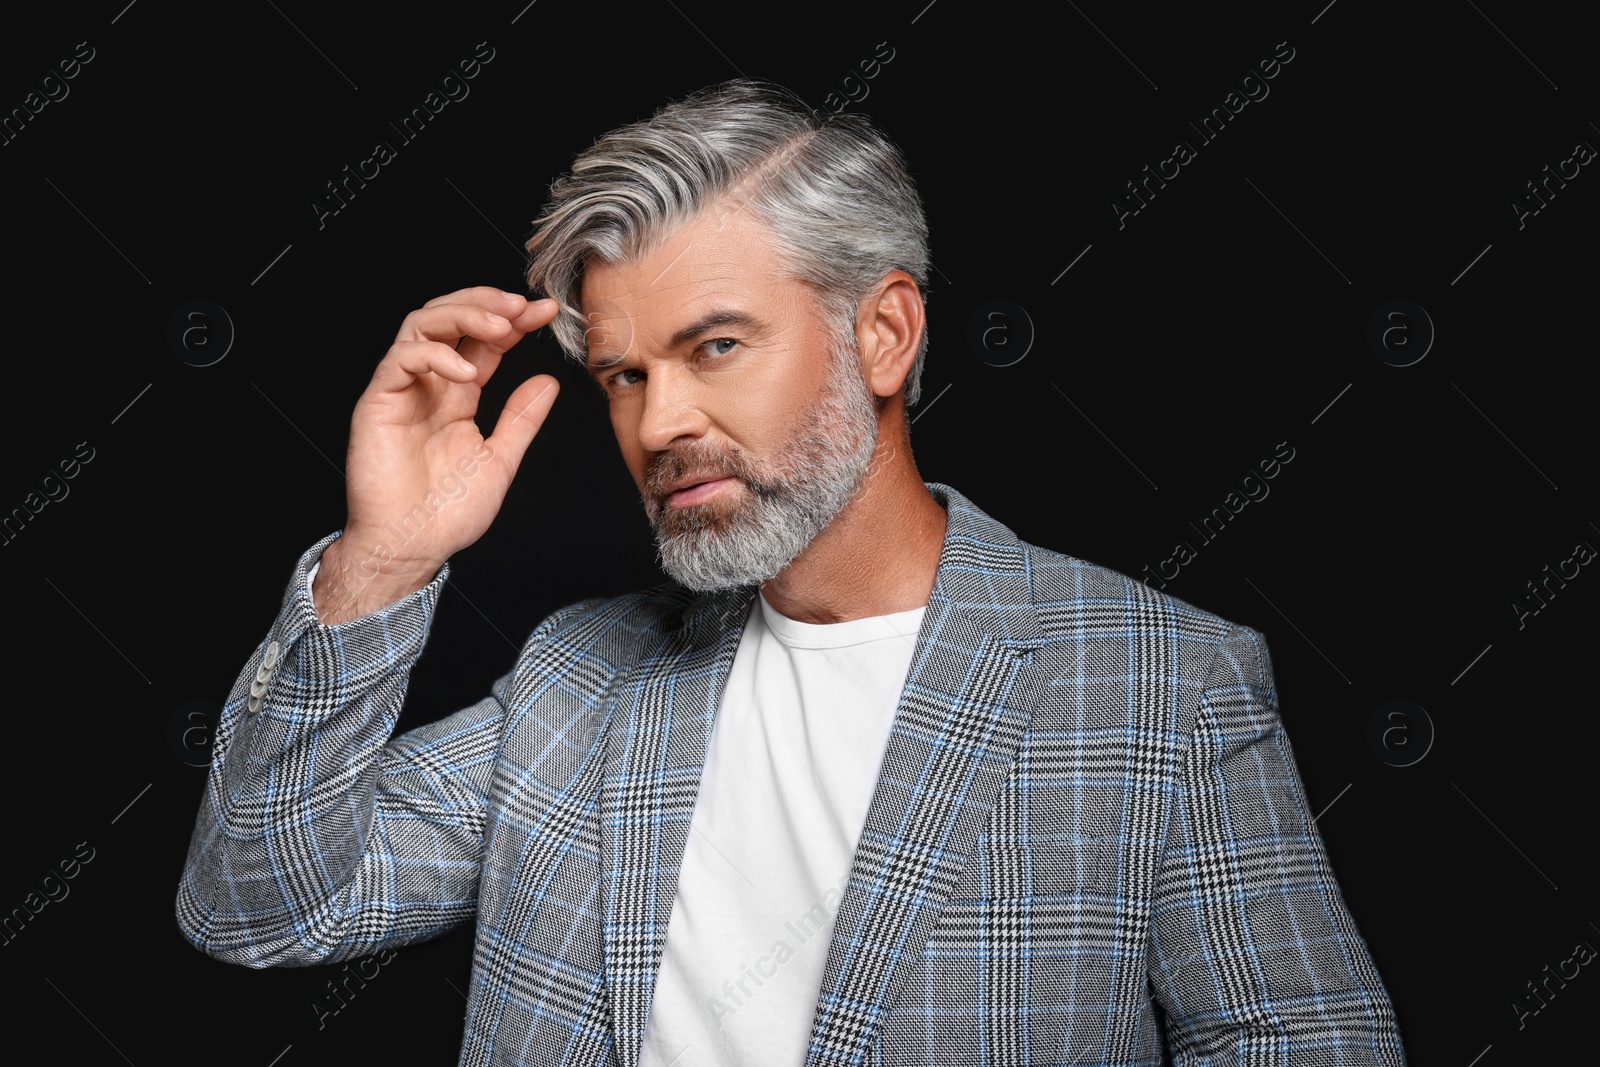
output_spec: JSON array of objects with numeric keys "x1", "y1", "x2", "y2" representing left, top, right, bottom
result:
[{"x1": 523, "y1": 78, "x2": 931, "y2": 406}]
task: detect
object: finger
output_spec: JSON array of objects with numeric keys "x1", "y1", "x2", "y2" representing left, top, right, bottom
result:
[
  {"x1": 372, "y1": 339, "x2": 481, "y2": 393},
  {"x1": 483, "y1": 374, "x2": 560, "y2": 475},
  {"x1": 421, "y1": 286, "x2": 530, "y2": 313},
  {"x1": 394, "y1": 303, "x2": 515, "y2": 348},
  {"x1": 421, "y1": 287, "x2": 530, "y2": 353},
  {"x1": 456, "y1": 298, "x2": 562, "y2": 383},
  {"x1": 506, "y1": 297, "x2": 560, "y2": 334}
]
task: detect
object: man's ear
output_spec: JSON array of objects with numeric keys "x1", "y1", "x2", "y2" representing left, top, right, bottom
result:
[{"x1": 855, "y1": 271, "x2": 925, "y2": 400}]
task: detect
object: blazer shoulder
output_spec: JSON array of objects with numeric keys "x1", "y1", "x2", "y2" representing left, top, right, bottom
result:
[
  {"x1": 1012, "y1": 541, "x2": 1278, "y2": 745},
  {"x1": 1019, "y1": 538, "x2": 1260, "y2": 670},
  {"x1": 929, "y1": 483, "x2": 1253, "y2": 678}
]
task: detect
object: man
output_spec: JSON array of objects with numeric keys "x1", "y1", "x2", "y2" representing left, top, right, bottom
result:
[{"x1": 176, "y1": 79, "x2": 1405, "y2": 1066}]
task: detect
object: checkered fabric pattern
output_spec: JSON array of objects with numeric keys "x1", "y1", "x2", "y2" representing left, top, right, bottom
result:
[{"x1": 176, "y1": 483, "x2": 1406, "y2": 1066}]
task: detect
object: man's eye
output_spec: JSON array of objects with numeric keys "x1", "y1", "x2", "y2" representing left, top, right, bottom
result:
[
  {"x1": 703, "y1": 338, "x2": 738, "y2": 357},
  {"x1": 607, "y1": 367, "x2": 644, "y2": 388}
]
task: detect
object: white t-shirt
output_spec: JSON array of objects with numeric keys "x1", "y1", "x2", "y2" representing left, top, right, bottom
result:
[{"x1": 638, "y1": 590, "x2": 926, "y2": 1067}]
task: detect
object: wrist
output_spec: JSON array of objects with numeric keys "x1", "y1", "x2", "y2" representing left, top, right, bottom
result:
[{"x1": 312, "y1": 534, "x2": 441, "y2": 624}]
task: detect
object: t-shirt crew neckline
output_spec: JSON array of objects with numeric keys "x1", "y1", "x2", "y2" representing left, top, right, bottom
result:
[{"x1": 755, "y1": 589, "x2": 927, "y2": 650}]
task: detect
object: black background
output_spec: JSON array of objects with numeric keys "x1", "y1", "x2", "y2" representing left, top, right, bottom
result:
[{"x1": 2, "y1": 1, "x2": 1594, "y2": 1063}]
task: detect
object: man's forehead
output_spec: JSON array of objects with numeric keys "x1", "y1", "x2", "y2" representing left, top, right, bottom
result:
[{"x1": 579, "y1": 205, "x2": 802, "y2": 357}]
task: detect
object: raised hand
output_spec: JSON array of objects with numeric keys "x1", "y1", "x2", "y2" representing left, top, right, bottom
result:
[{"x1": 313, "y1": 287, "x2": 561, "y2": 623}]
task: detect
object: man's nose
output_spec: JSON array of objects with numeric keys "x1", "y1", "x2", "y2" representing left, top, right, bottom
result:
[{"x1": 636, "y1": 366, "x2": 708, "y2": 453}]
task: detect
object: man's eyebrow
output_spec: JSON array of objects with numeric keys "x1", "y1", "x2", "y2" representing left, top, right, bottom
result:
[
  {"x1": 585, "y1": 309, "x2": 765, "y2": 378},
  {"x1": 585, "y1": 351, "x2": 625, "y2": 377},
  {"x1": 668, "y1": 309, "x2": 763, "y2": 350}
]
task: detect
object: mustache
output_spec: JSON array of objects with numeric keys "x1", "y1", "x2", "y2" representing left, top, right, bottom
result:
[{"x1": 644, "y1": 443, "x2": 766, "y2": 499}]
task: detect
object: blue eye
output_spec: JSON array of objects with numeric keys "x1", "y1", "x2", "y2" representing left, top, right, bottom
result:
[{"x1": 703, "y1": 338, "x2": 738, "y2": 357}]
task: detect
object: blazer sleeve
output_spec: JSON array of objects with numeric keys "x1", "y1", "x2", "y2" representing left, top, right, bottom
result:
[
  {"x1": 1146, "y1": 622, "x2": 1407, "y2": 1064},
  {"x1": 173, "y1": 532, "x2": 584, "y2": 968}
]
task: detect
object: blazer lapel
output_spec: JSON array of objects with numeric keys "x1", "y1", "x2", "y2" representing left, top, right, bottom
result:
[
  {"x1": 600, "y1": 586, "x2": 756, "y2": 1067},
  {"x1": 599, "y1": 483, "x2": 1044, "y2": 1067},
  {"x1": 802, "y1": 483, "x2": 1049, "y2": 1065}
]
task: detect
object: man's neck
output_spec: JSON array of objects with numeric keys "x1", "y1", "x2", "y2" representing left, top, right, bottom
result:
[{"x1": 757, "y1": 445, "x2": 947, "y2": 625}]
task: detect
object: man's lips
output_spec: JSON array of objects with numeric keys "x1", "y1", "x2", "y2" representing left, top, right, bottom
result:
[{"x1": 664, "y1": 476, "x2": 737, "y2": 508}]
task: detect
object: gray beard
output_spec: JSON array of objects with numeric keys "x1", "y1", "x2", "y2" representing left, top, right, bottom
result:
[{"x1": 642, "y1": 338, "x2": 881, "y2": 592}]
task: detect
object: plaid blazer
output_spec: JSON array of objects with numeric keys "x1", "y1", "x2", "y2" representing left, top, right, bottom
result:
[{"x1": 177, "y1": 482, "x2": 1405, "y2": 1066}]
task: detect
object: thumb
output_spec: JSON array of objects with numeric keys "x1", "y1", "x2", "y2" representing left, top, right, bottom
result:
[{"x1": 485, "y1": 375, "x2": 560, "y2": 476}]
